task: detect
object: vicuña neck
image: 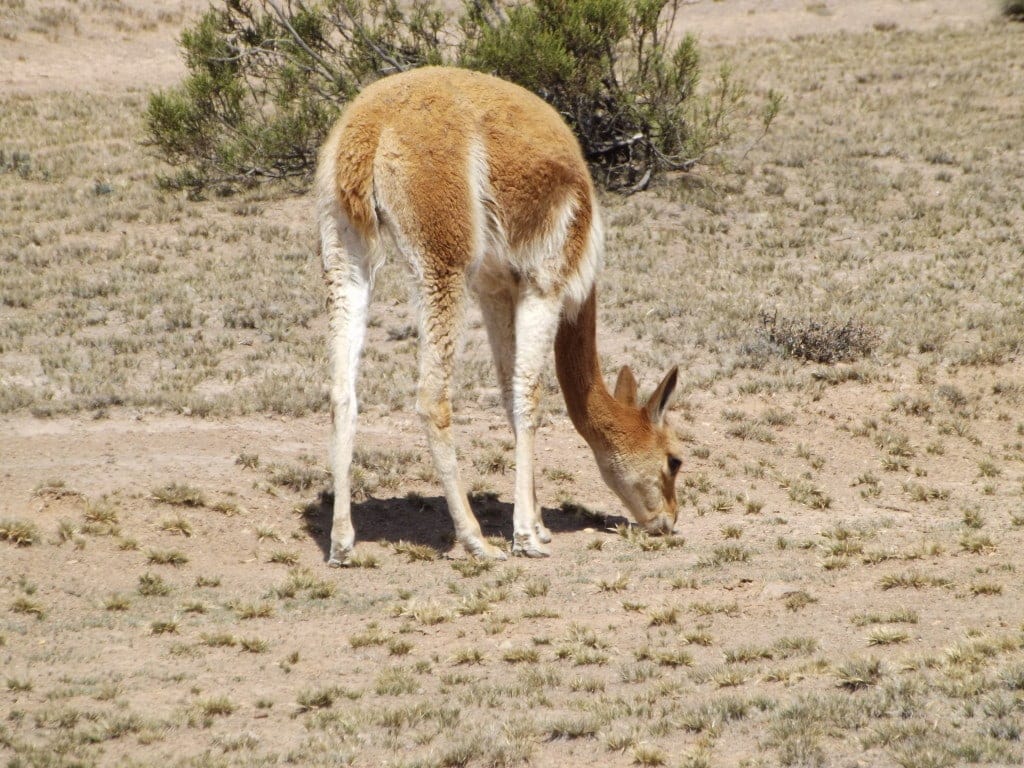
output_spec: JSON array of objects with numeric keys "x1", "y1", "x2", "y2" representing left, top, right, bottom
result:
[{"x1": 554, "y1": 287, "x2": 619, "y2": 448}]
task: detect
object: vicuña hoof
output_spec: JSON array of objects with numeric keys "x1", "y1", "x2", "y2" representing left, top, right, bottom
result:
[
  {"x1": 465, "y1": 538, "x2": 508, "y2": 561},
  {"x1": 327, "y1": 542, "x2": 353, "y2": 568},
  {"x1": 535, "y1": 523, "x2": 552, "y2": 544},
  {"x1": 512, "y1": 532, "x2": 550, "y2": 558}
]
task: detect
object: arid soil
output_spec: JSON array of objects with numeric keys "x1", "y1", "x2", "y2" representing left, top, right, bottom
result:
[{"x1": 2, "y1": 1, "x2": 1023, "y2": 767}]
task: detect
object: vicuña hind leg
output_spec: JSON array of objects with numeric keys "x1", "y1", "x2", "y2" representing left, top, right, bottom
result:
[
  {"x1": 417, "y1": 271, "x2": 506, "y2": 560},
  {"x1": 322, "y1": 214, "x2": 374, "y2": 567},
  {"x1": 509, "y1": 288, "x2": 562, "y2": 557},
  {"x1": 479, "y1": 286, "x2": 517, "y2": 427}
]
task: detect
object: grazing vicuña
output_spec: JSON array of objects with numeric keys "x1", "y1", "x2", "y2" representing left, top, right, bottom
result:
[{"x1": 316, "y1": 67, "x2": 681, "y2": 565}]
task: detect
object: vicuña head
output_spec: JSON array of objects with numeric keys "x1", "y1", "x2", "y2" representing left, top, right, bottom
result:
[
  {"x1": 597, "y1": 365, "x2": 683, "y2": 536},
  {"x1": 316, "y1": 66, "x2": 682, "y2": 565}
]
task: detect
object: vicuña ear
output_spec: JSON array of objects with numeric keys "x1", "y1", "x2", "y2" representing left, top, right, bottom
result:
[
  {"x1": 613, "y1": 365, "x2": 638, "y2": 406},
  {"x1": 644, "y1": 366, "x2": 678, "y2": 426}
]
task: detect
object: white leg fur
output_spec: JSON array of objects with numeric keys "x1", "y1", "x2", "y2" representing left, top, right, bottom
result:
[
  {"x1": 322, "y1": 209, "x2": 375, "y2": 567},
  {"x1": 478, "y1": 287, "x2": 517, "y2": 428},
  {"x1": 509, "y1": 288, "x2": 563, "y2": 557}
]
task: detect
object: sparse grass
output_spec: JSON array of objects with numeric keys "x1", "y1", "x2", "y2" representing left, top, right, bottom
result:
[
  {"x1": 159, "y1": 516, "x2": 193, "y2": 537},
  {"x1": 375, "y1": 667, "x2": 419, "y2": 696},
  {"x1": 721, "y1": 524, "x2": 743, "y2": 539},
  {"x1": 82, "y1": 501, "x2": 119, "y2": 534},
  {"x1": 137, "y1": 573, "x2": 172, "y2": 597},
  {"x1": 632, "y1": 744, "x2": 668, "y2": 766},
  {"x1": 502, "y1": 647, "x2": 540, "y2": 664},
  {"x1": 268, "y1": 462, "x2": 327, "y2": 491},
  {"x1": 296, "y1": 687, "x2": 336, "y2": 711},
  {"x1": 104, "y1": 594, "x2": 130, "y2": 611},
  {"x1": 7, "y1": 677, "x2": 32, "y2": 692},
  {"x1": 962, "y1": 507, "x2": 984, "y2": 529},
  {"x1": 235, "y1": 452, "x2": 260, "y2": 469},
  {"x1": 11, "y1": 597, "x2": 44, "y2": 619},
  {"x1": 196, "y1": 696, "x2": 235, "y2": 717},
  {"x1": 347, "y1": 551, "x2": 380, "y2": 568},
  {"x1": 393, "y1": 540, "x2": 438, "y2": 562},
  {"x1": 615, "y1": 524, "x2": 686, "y2": 552},
  {"x1": 4, "y1": 15, "x2": 1024, "y2": 768},
  {"x1": 268, "y1": 550, "x2": 299, "y2": 565},
  {"x1": 254, "y1": 525, "x2": 281, "y2": 542},
  {"x1": 210, "y1": 500, "x2": 242, "y2": 515},
  {"x1": 523, "y1": 577, "x2": 549, "y2": 597},
  {"x1": 835, "y1": 657, "x2": 883, "y2": 690},
  {"x1": 867, "y1": 627, "x2": 909, "y2": 646},
  {"x1": 452, "y1": 648, "x2": 485, "y2": 665},
  {"x1": 970, "y1": 581, "x2": 1003, "y2": 596},
  {"x1": 201, "y1": 632, "x2": 237, "y2": 647},
  {"x1": 959, "y1": 533, "x2": 995, "y2": 554},
  {"x1": 710, "y1": 544, "x2": 751, "y2": 564},
  {"x1": 387, "y1": 638, "x2": 413, "y2": 656},
  {"x1": 150, "y1": 618, "x2": 178, "y2": 635},
  {"x1": 409, "y1": 602, "x2": 451, "y2": 626},
  {"x1": 597, "y1": 572, "x2": 629, "y2": 592},
  {"x1": 852, "y1": 608, "x2": 918, "y2": 626},
  {"x1": 147, "y1": 548, "x2": 188, "y2": 566},
  {"x1": 240, "y1": 637, "x2": 269, "y2": 653},
  {"x1": 784, "y1": 591, "x2": 817, "y2": 611},
  {"x1": 879, "y1": 572, "x2": 952, "y2": 590},
  {"x1": 648, "y1": 606, "x2": 679, "y2": 627},
  {"x1": 0, "y1": 519, "x2": 39, "y2": 546},
  {"x1": 151, "y1": 483, "x2": 205, "y2": 507},
  {"x1": 234, "y1": 602, "x2": 274, "y2": 619},
  {"x1": 785, "y1": 478, "x2": 832, "y2": 509},
  {"x1": 452, "y1": 558, "x2": 493, "y2": 577}
]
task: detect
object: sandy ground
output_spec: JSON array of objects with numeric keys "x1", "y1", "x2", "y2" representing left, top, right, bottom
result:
[{"x1": 2, "y1": 2, "x2": 1023, "y2": 767}]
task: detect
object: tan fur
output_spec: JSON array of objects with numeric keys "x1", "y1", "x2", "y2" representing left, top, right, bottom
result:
[
  {"x1": 318, "y1": 67, "x2": 680, "y2": 563},
  {"x1": 555, "y1": 289, "x2": 681, "y2": 533}
]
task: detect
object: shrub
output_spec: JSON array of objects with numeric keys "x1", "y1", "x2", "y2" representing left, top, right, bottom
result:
[
  {"x1": 760, "y1": 311, "x2": 879, "y2": 364},
  {"x1": 1002, "y1": 1, "x2": 1024, "y2": 21},
  {"x1": 145, "y1": 0, "x2": 778, "y2": 195}
]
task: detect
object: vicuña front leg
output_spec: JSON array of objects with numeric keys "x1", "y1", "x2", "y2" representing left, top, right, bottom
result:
[
  {"x1": 510, "y1": 290, "x2": 563, "y2": 557},
  {"x1": 417, "y1": 272, "x2": 506, "y2": 561}
]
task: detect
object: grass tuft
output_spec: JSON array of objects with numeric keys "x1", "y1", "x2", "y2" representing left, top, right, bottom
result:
[
  {"x1": 0, "y1": 519, "x2": 39, "y2": 546},
  {"x1": 147, "y1": 549, "x2": 188, "y2": 566},
  {"x1": 835, "y1": 657, "x2": 883, "y2": 690},
  {"x1": 393, "y1": 540, "x2": 439, "y2": 562},
  {"x1": 138, "y1": 572, "x2": 172, "y2": 597},
  {"x1": 151, "y1": 482, "x2": 205, "y2": 507}
]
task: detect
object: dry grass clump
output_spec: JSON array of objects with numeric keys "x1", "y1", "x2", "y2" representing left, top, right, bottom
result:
[
  {"x1": 151, "y1": 483, "x2": 205, "y2": 508},
  {"x1": 835, "y1": 657, "x2": 884, "y2": 690},
  {"x1": 0, "y1": 519, "x2": 39, "y2": 546},
  {"x1": 760, "y1": 311, "x2": 878, "y2": 364}
]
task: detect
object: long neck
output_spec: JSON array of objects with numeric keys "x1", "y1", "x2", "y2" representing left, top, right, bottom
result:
[{"x1": 554, "y1": 287, "x2": 618, "y2": 447}]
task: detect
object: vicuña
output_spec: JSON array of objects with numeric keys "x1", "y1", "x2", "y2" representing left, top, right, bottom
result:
[{"x1": 316, "y1": 67, "x2": 682, "y2": 565}]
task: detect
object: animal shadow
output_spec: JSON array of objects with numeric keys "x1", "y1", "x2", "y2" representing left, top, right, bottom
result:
[{"x1": 303, "y1": 491, "x2": 622, "y2": 561}]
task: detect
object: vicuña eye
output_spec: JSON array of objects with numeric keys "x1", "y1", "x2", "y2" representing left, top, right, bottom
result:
[{"x1": 668, "y1": 456, "x2": 682, "y2": 475}]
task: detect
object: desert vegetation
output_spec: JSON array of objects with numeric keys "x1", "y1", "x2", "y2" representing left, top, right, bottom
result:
[
  {"x1": 2, "y1": 0, "x2": 1023, "y2": 766},
  {"x1": 143, "y1": 0, "x2": 778, "y2": 194}
]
